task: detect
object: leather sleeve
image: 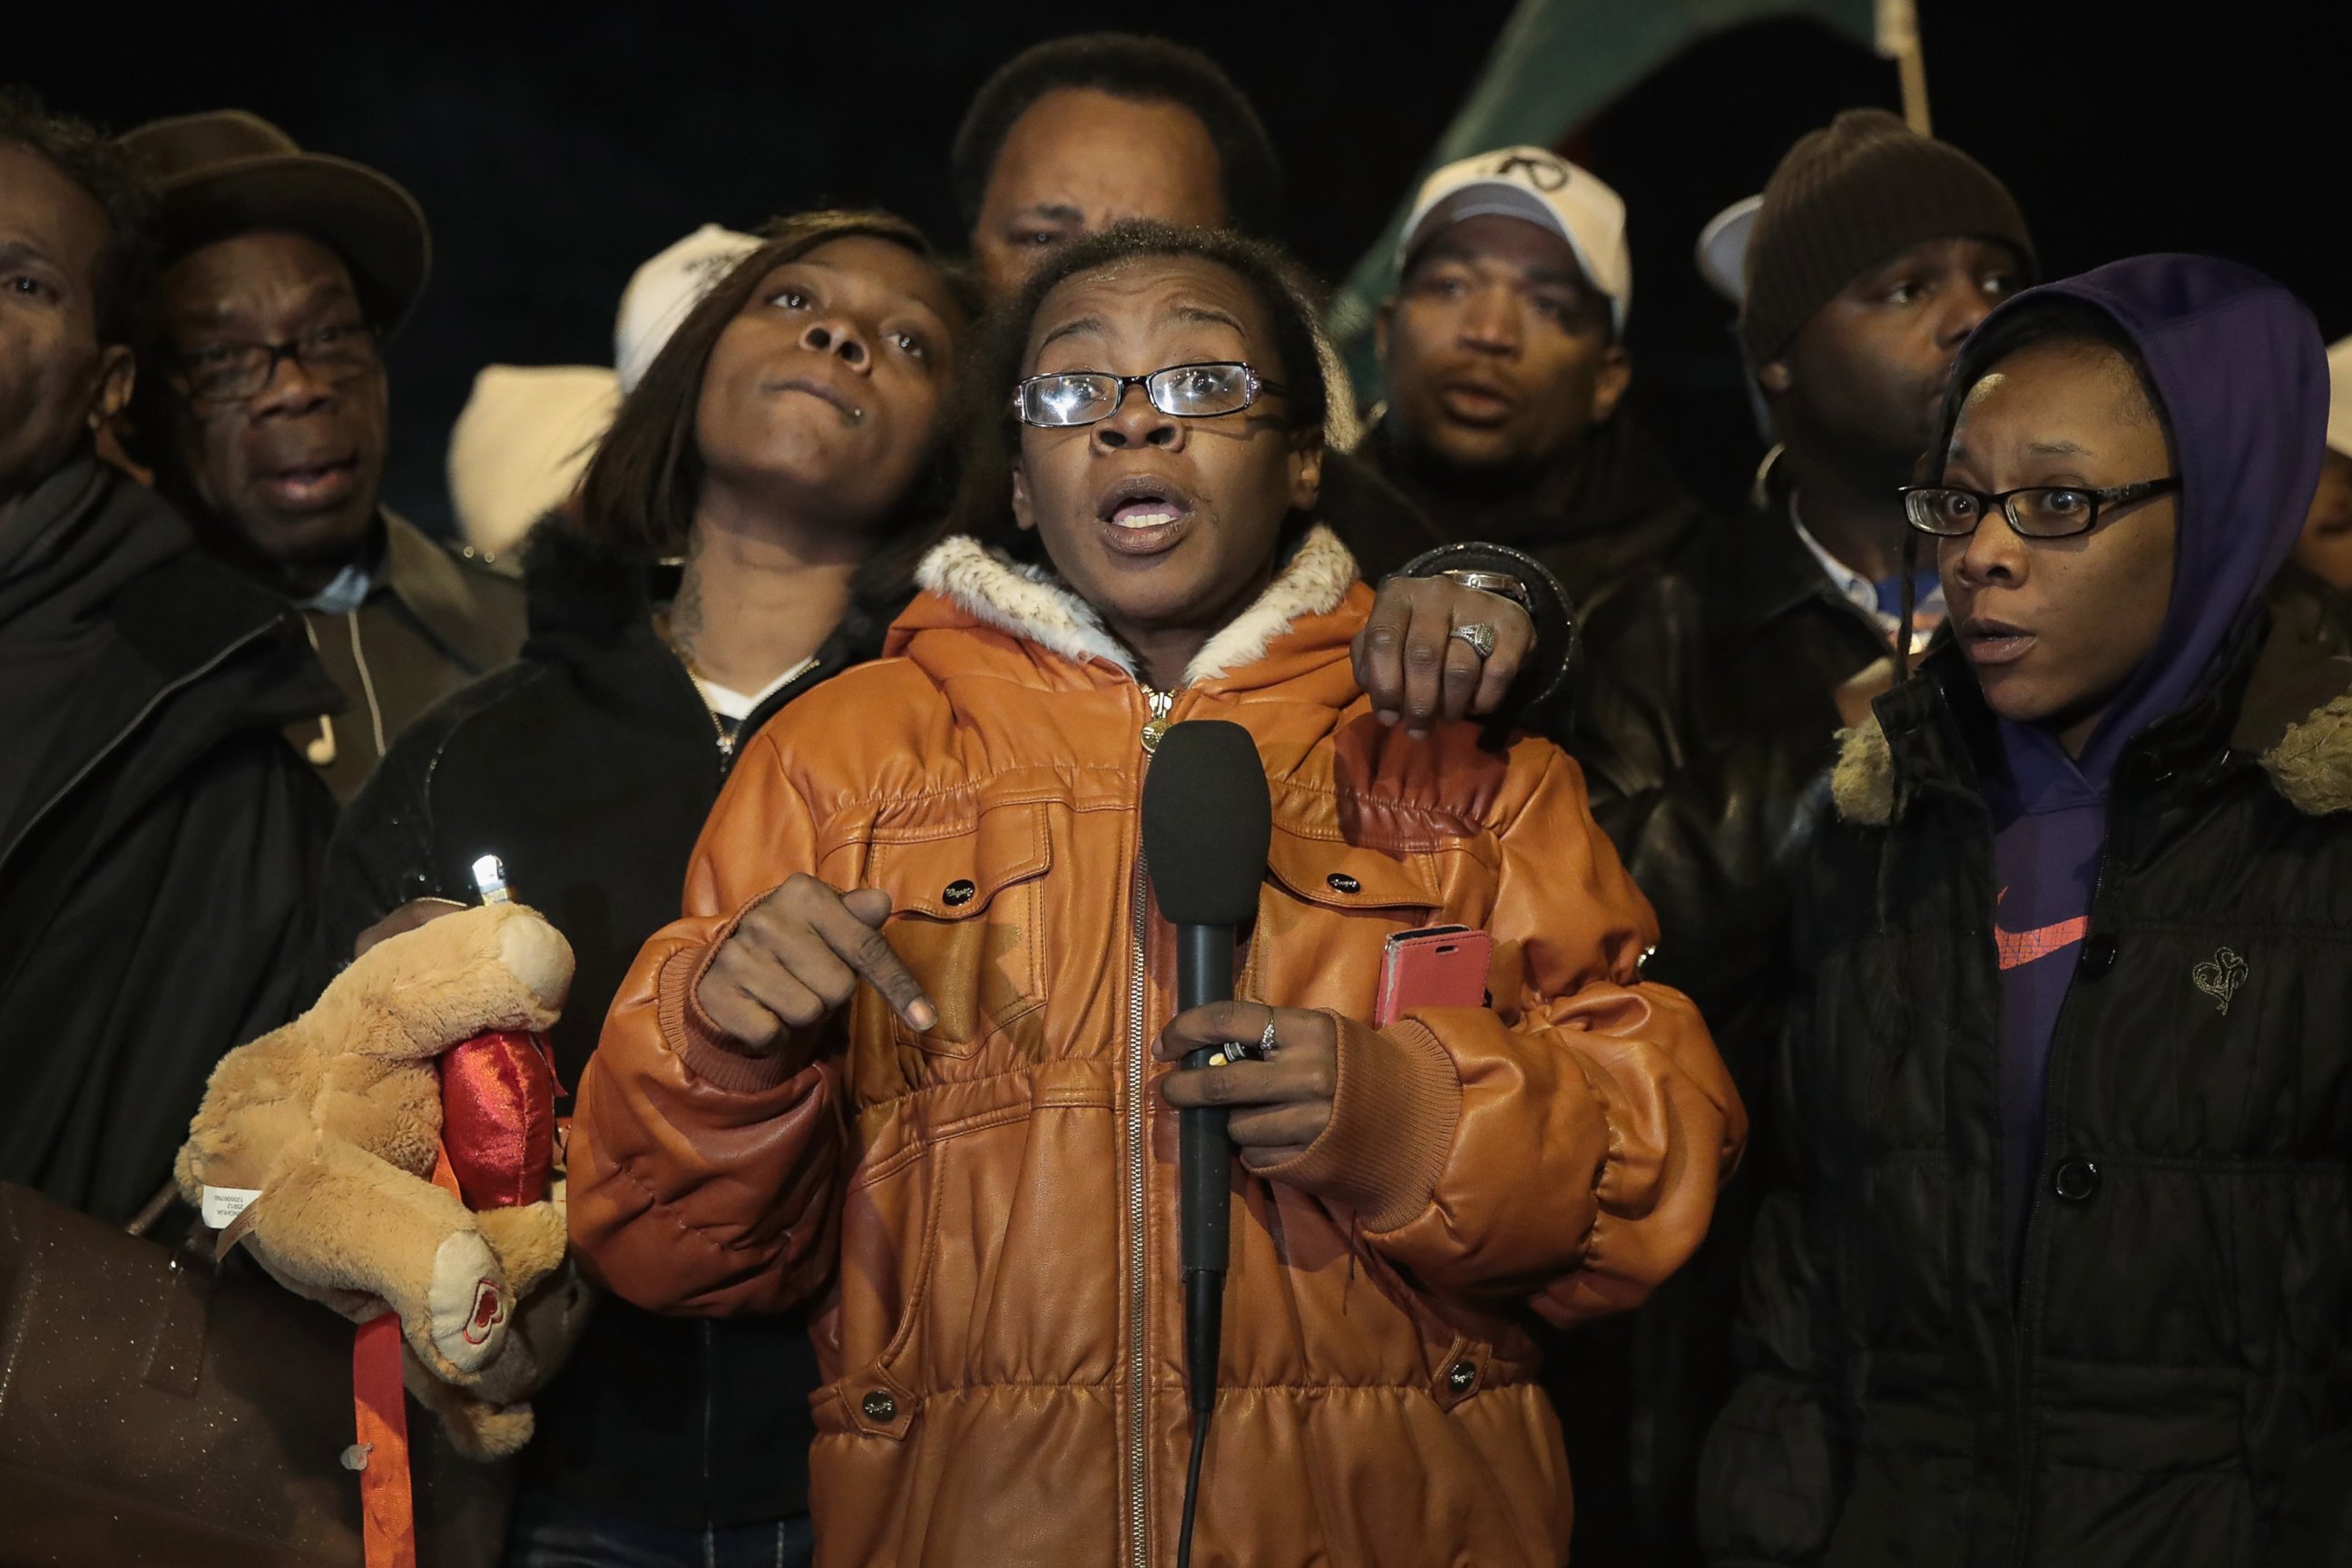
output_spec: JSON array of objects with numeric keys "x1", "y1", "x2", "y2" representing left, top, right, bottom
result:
[
  {"x1": 565, "y1": 733, "x2": 848, "y2": 1317},
  {"x1": 1573, "y1": 573, "x2": 1838, "y2": 1104},
  {"x1": 1262, "y1": 746, "x2": 1745, "y2": 1324}
]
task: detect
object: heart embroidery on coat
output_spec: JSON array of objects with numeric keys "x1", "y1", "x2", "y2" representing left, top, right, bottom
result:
[{"x1": 2190, "y1": 947, "x2": 2249, "y2": 1015}]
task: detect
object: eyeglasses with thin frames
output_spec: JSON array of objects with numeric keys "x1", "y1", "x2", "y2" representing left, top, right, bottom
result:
[
  {"x1": 1900, "y1": 477, "x2": 2181, "y2": 540},
  {"x1": 1013, "y1": 361, "x2": 1289, "y2": 430}
]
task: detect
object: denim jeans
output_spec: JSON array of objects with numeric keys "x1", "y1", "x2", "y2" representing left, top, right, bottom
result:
[{"x1": 504, "y1": 1491, "x2": 816, "y2": 1568}]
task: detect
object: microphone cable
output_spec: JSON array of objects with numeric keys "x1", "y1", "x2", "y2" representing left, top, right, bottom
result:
[
  {"x1": 1175, "y1": 1259, "x2": 1225, "y2": 1567},
  {"x1": 1177, "y1": 1404, "x2": 1210, "y2": 1568}
]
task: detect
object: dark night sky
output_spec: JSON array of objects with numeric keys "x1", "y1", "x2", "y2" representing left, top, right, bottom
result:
[{"x1": 21, "y1": 1, "x2": 2352, "y2": 529}]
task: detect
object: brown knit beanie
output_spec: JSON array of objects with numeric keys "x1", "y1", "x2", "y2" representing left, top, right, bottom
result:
[{"x1": 1739, "y1": 109, "x2": 2035, "y2": 366}]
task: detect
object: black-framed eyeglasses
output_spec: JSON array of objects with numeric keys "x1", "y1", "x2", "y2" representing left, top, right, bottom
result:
[
  {"x1": 1900, "y1": 477, "x2": 2180, "y2": 540},
  {"x1": 167, "y1": 320, "x2": 381, "y2": 405},
  {"x1": 1013, "y1": 361, "x2": 1289, "y2": 429}
]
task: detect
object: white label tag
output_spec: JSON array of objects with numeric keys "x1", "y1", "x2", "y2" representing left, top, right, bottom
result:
[{"x1": 200, "y1": 1185, "x2": 262, "y2": 1229}]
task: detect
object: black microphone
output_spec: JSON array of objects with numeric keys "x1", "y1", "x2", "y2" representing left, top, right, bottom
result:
[{"x1": 1141, "y1": 719, "x2": 1271, "y2": 1450}]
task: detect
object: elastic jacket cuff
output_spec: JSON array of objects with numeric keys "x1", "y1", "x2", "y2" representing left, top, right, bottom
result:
[
  {"x1": 1261, "y1": 1012, "x2": 1461, "y2": 1233},
  {"x1": 658, "y1": 933, "x2": 801, "y2": 1095}
]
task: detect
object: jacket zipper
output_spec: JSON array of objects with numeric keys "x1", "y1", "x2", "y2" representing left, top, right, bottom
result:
[
  {"x1": 0, "y1": 619, "x2": 277, "y2": 880},
  {"x1": 1127, "y1": 685, "x2": 1174, "y2": 1566}
]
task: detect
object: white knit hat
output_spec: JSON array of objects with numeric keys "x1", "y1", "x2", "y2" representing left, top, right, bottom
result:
[
  {"x1": 446, "y1": 365, "x2": 620, "y2": 557},
  {"x1": 613, "y1": 223, "x2": 760, "y2": 394}
]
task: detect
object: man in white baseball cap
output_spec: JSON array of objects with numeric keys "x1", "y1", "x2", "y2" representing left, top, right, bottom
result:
[{"x1": 1357, "y1": 144, "x2": 1704, "y2": 619}]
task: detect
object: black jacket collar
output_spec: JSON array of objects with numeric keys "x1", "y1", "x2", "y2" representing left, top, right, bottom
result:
[
  {"x1": 0, "y1": 457, "x2": 338, "y2": 871},
  {"x1": 379, "y1": 509, "x2": 511, "y2": 671},
  {"x1": 1847, "y1": 606, "x2": 2352, "y2": 827},
  {"x1": 1705, "y1": 459, "x2": 1886, "y2": 652},
  {"x1": 513, "y1": 514, "x2": 898, "y2": 751}
]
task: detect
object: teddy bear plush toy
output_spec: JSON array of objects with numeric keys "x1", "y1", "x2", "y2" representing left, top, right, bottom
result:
[{"x1": 175, "y1": 900, "x2": 593, "y2": 1461}]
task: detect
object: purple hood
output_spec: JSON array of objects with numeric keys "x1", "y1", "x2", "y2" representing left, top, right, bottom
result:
[
  {"x1": 1963, "y1": 254, "x2": 2327, "y2": 1263},
  {"x1": 2010, "y1": 253, "x2": 2328, "y2": 783}
]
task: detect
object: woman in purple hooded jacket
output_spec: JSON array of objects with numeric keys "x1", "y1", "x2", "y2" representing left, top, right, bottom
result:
[{"x1": 1697, "y1": 254, "x2": 2352, "y2": 1568}]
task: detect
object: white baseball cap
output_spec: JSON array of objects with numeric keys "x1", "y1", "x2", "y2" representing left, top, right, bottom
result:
[
  {"x1": 613, "y1": 223, "x2": 761, "y2": 394},
  {"x1": 1396, "y1": 147, "x2": 1632, "y2": 330},
  {"x1": 2328, "y1": 336, "x2": 2352, "y2": 459}
]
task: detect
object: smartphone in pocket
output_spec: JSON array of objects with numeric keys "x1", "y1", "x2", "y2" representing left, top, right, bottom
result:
[{"x1": 1373, "y1": 924, "x2": 1494, "y2": 1027}]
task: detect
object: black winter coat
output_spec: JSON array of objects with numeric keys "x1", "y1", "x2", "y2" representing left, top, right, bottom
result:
[
  {"x1": 0, "y1": 455, "x2": 339, "y2": 1223},
  {"x1": 1577, "y1": 488, "x2": 1886, "y2": 1075},
  {"x1": 1699, "y1": 618, "x2": 2352, "y2": 1567},
  {"x1": 315, "y1": 521, "x2": 870, "y2": 1527},
  {"x1": 1522, "y1": 483, "x2": 1882, "y2": 1567}
]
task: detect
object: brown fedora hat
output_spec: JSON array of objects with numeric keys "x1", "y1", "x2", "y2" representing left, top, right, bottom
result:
[{"x1": 117, "y1": 109, "x2": 431, "y2": 338}]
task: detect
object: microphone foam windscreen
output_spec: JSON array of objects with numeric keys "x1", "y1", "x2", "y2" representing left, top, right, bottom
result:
[{"x1": 1142, "y1": 720, "x2": 1273, "y2": 926}]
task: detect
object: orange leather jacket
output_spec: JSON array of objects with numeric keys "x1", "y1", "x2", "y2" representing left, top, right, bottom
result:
[{"x1": 571, "y1": 527, "x2": 1744, "y2": 1567}]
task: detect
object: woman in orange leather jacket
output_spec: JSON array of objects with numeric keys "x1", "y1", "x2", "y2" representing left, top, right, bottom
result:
[{"x1": 569, "y1": 222, "x2": 1744, "y2": 1568}]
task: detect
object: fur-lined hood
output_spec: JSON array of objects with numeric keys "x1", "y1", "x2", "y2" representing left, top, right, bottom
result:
[
  {"x1": 906, "y1": 524, "x2": 1359, "y2": 689},
  {"x1": 1833, "y1": 683, "x2": 2352, "y2": 826}
]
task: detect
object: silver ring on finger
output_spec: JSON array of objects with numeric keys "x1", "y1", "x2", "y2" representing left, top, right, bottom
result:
[
  {"x1": 1248, "y1": 1011, "x2": 1279, "y2": 1062},
  {"x1": 1450, "y1": 621, "x2": 1498, "y2": 660}
]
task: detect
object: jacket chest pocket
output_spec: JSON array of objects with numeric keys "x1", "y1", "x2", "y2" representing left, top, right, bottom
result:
[
  {"x1": 1252, "y1": 827, "x2": 1446, "y2": 1014},
  {"x1": 868, "y1": 803, "x2": 1054, "y2": 1059}
]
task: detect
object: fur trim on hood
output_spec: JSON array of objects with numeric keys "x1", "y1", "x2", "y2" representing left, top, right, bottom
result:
[
  {"x1": 1832, "y1": 688, "x2": 2352, "y2": 826},
  {"x1": 2259, "y1": 691, "x2": 2352, "y2": 814},
  {"x1": 913, "y1": 524, "x2": 1357, "y2": 686},
  {"x1": 1830, "y1": 718, "x2": 1899, "y2": 826}
]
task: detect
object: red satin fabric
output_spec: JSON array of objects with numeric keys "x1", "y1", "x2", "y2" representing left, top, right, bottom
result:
[{"x1": 437, "y1": 1030, "x2": 560, "y2": 1209}]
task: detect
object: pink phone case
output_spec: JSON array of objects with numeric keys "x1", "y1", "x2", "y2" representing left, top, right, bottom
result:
[{"x1": 1374, "y1": 925, "x2": 1493, "y2": 1027}]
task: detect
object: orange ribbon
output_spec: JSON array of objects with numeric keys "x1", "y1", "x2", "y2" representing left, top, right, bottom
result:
[{"x1": 349, "y1": 1145, "x2": 466, "y2": 1568}]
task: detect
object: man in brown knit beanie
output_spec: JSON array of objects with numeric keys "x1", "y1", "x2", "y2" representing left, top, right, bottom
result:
[
  {"x1": 1740, "y1": 107, "x2": 2034, "y2": 689},
  {"x1": 1583, "y1": 106, "x2": 2034, "y2": 824},
  {"x1": 1556, "y1": 108, "x2": 2034, "y2": 1568}
]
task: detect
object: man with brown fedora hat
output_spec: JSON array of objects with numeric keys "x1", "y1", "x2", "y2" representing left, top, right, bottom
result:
[{"x1": 118, "y1": 109, "x2": 524, "y2": 802}]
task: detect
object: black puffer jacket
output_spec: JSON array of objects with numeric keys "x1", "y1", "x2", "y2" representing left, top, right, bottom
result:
[{"x1": 1698, "y1": 620, "x2": 2352, "y2": 1567}]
